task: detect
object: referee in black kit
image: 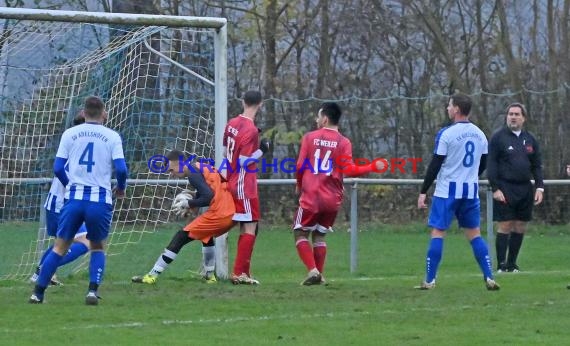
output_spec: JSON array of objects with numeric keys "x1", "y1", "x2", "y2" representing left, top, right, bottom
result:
[{"x1": 487, "y1": 103, "x2": 544, "y2": 273}]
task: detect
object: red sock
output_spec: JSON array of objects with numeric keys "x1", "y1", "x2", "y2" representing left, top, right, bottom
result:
[
  {"x1": 233, "y1": 233, "x2": 256, "y2": 276},
  {"x1": 296, "y1": 239, "x2": 316, "y2": 271},
  {"x1": 242, "y1": 233, "x2": 256, "y2": 276},
  {"x1": 232, "y1": 234, "x2": 244, "y2": 275},
  {"x1": 313, "y1": 242, "x2": 327, "y2": 273}
]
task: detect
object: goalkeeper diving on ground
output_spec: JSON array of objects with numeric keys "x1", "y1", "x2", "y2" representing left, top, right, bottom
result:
[{"x1": 132, "y1": 149, "x2": 236, "y2": 284}]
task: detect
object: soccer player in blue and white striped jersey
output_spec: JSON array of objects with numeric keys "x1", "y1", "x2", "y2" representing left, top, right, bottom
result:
[
  {"x1": 416, "y1": 93, "x2": 499, "y2": 291},
  {"x1": 30, "y1": 115, "x2": 90, "y2": 285},
  {"x1": 30, "y1": 96, "x2": 128, "y2": 305}
]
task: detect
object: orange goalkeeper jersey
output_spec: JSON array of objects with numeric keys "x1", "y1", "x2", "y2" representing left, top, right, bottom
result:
[{"x1": 197, "y1": 163, "x2": 235, "y2": 218}]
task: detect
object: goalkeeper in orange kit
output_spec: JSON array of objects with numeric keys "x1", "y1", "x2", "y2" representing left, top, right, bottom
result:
[{"x1": 132, "y1": 150, "x2": 235, "y2": 284}]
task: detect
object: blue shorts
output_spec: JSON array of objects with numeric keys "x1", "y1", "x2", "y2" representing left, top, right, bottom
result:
[
  {"x1": 75, "y1": 223, "x2": 88, "y2": 238},
  {"x1": 46, "y1": 209, "x2": 88, "y2": 238},
  {"x1": 46, "y1": 209, "x2": 60, "y2": 237},
  {"x1": 57, "y1": 200, "x2": 113, "y2": 242},
  {"x1": 428, "y1": 196, "x2": 480, "y2": 230}
]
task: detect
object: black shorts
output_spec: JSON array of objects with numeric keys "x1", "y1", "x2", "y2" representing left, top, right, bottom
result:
[{"x1": 493, "y1": 181, "x2": 534, "y2": 222}]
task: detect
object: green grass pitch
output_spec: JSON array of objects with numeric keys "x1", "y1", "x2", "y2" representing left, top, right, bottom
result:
[{"x1": 1, "y1": 222, "x2": 570, "y2": 344}]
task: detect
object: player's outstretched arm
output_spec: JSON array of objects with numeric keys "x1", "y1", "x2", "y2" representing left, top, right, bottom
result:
[
  {"x1": 238, "y1": 137, "x2": 271, "y2": 167},
  {"x1": 335, "y1": 154, "x2": 381, "y2": 178},
  {"x1": 340, "y1": 160, "x2": 376, "y2": 177}
]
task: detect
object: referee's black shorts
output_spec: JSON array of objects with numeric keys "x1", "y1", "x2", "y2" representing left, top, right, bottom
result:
[{"x1": 493, "y1": 181, "x2": 534, "y2": 222}]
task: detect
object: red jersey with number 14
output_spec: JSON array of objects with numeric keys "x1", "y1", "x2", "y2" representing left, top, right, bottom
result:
[
  {"x1": 223, "y1": 115, "x2": 259, "y2": 199},
  {"x1": 296, "y1": 128, "x2": 352, "y2": 211}
]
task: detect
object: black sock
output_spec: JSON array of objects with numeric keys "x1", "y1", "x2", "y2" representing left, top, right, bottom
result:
[
  {"x1": 161, "y1": 253, "x2": 174, "y2": 264},
  {"x1": 89, "y1": 282, "x2": 99, "y2": 292},
  {"x1": 507, "y1": 232, "x2": 524, "y2": 268},
  {"x1": 34, "y1": 284, "x2": 46, "y2": 296},
  {"x1": 495, "y1": 233, "x2": 509, "y2": 269}
]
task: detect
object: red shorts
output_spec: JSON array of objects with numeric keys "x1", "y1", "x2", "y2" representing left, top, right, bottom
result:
[
  {"x1": 232, "y1": 197, "x2": 260, "y2": 222},
  {"x1": 293, "y1": 207, "x2": 338, "y2": 233},
  {"x1": 183, "y1": 212, "x2": 235, "y2": 244}
]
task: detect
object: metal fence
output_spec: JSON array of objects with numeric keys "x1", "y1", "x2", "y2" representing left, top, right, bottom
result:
[
  {"x1": 1, "y1": 178, "x2": 568, "y2": 275},
  {"x1": 258, "y1": 178, "x2": 570, "y2": 272}
]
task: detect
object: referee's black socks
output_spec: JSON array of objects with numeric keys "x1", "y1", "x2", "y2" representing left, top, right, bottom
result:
[
  {"x1": 495, "y1": 233, "x2": 509, "y2": 270},
  {"x1": 507, "y1": 232, "x2": 524, "y2": 268}
]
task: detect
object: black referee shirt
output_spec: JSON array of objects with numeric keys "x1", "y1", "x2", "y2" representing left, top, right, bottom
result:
[{"x1": 487, "y1": 127, "x2": 544, "y2": 192}]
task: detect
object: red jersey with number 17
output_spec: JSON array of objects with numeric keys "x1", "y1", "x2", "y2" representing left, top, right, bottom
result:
[
  {"x1": 223, "y1": 115, "x2": 259, "y2": 199},
  {"x1": 296, "y1": 127, "x2": 352, "y2": 211}
]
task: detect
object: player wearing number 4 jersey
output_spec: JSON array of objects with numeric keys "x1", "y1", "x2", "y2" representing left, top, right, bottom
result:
[
  {"x1": 30, "y1": 115, "x2": 90, "y2": 286},
  {"x1": 29, "y1": 96, "x2": 128, "y2": 305},
  {"x1": 294, "y1": 102, "x2": 382, "y2": 286},
  {"x1": 416, "y1": 93, "x2": 499, "y2": 291}
]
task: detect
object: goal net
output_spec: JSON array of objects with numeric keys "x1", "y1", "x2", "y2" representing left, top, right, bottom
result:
[{"x1": 0, "y1": 8, "x2": 228, "y2": 280}]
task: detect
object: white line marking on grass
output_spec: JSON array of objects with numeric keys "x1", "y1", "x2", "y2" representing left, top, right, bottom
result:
[
  {"x1": 3, "y1": 301, "x2": 570, "y2": 334},
  {"x1": 57, "y1": 311, "x2": 372, "y2": 331},
  {"x1": 61, "y1": 322, "x2": 146, "y2": 330},
  {"x1": 9, "y1": 299, "x2": 570, "y2": 333},
  {"x1": 161, "y1": 311, "x2": 371, "y2": 326}
]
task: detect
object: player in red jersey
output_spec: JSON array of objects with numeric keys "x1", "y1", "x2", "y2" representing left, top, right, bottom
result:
[
  {"x1": 294, "y1": 102, "x2": 381, "y2": 285},
  {"x1": 222, "y1": 90, "x2": 270, "y2": 285}
]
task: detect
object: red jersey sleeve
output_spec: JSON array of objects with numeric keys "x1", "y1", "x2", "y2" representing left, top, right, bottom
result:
[{"x1": 335, "y1": 138, "x2": 375, "y2": 177}]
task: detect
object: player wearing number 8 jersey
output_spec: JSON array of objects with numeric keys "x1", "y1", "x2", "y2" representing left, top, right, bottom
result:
[
  {"x1": 293, "y1": 102, "x2": 380, "y2": 285},
  {"x1": 416, "y1": 93, "x2": 499, "y2": 291},
  {"x1": 29, "y1": 96, "x2": 128, "y2": 305}
]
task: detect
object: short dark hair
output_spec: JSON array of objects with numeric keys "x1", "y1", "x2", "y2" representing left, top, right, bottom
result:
[
  {"x1": 166, "y1": 149, "x2": 186, "y2": 162},
  {"x1": 72, "y1": 113, "x2": 85, "y2": 126},
  {"x1": 507, "y1": 102, "x2": 527, "y2": 117},
  {"x1": 319, "y1": 102, "x2": 342, "y2": 125},
  {"x1": 450, "y1": 93, "x2": 472, "y2": 116},
  {"x1": 83, "y1": 96, "x2": 105, "y2": 119},
  {"x1": 243, "y1": 90, "x2": 262, "y2": 106}
]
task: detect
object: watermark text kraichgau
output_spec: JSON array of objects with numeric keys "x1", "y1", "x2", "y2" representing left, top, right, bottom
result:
[{"x1": 147, "y1": 154, "x2": 422, "y2": 175}]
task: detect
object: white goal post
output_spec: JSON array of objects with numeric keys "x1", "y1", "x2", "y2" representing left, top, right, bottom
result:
[{"x1": 0, "y1": 7, "x2": 230, "y2": 279}]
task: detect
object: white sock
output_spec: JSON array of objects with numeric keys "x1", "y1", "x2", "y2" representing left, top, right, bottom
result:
[
  {"x1": 202, "y1": 246, "x2": 215, "y2": 272},
  {"x1": 150, "y1": 249, "x2": 177, "y2": 275}
]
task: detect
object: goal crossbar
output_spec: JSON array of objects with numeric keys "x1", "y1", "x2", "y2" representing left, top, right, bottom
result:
[
  {"x1": 0, "y1": 7, "x2": 227, "y2": 28},
  {"x1": 0, "y1": 8, "x2": 230, "y2": 279}
]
